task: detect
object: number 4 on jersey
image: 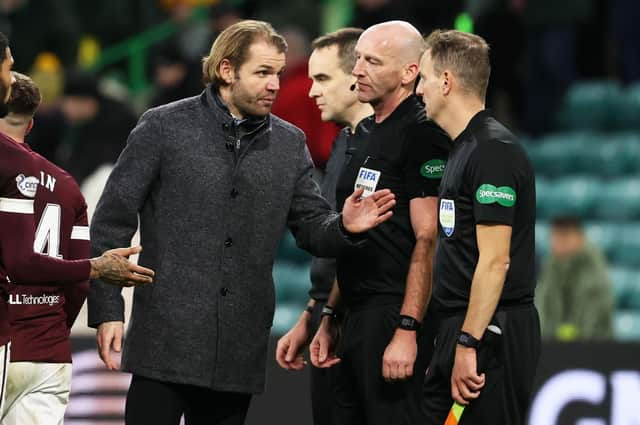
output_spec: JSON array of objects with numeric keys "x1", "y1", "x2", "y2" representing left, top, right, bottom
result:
[{"x1": 33, "y1": 203, "x2": 62, "y2": 258}]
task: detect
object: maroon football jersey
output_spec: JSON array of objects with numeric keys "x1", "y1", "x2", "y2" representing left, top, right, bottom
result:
[
  {"x1": 0, "y1": 133, "x2": 90, "y2": 346},
  {"x1": 9, "y1": 147, "x2": 90, "y2": 363}
]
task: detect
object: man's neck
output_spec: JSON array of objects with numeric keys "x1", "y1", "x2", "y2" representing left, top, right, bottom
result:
[
  {"x1": 439, "y1": 97, "x2": 485, "y2": 141},
  {"x1": 372, "y1": 87, "x2": 412, "y2": 123},
  {"x1": 0, "y1": 126, "x2": 25, "y2": 144},
  {"x1": 345, "y1": 102, "x2": 373, "y2": 132},
  {"x1": 218, "y1": 86, "x2": 243, "y2": 119}
]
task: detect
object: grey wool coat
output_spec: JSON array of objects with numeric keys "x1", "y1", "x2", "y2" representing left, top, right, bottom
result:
[{"x1": 88, "y1": 86, "x2": 353, "y2": 394}]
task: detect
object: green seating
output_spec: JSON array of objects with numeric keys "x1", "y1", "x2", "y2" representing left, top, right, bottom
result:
[
  {"x1": 609, "y1": 223, "x2": 640, "y2": 267},
  {"x1": 272, "y1": 302, "x2": 306, "y2": 336},
  {"x1": 585, "y1": 133, "x2": 640, "y2": 176},
  {"x1": 537, "y1": 176, "x2": 598, "y2": 219},
  {"x1": 614, "y1": 310, "x2": 640, "y2": 341},
  {"x1": 276, "y1": 232, "x2": 312, "y2": 264},
  {"x1": 556, "y1": 81, "x2": 621, "y2": 132},
  {"x1": 584, "y1": 222, "x2": 618, "y2": 261},
  {"x1": 535, "y1": 221, "x2": 550, "y2": 257},
  {"x1": 273, "y1": 262, "x2": 311, "y2": 303},
  {"x1": 609, "y1": 267, "x2": 640, "y2": 310},
  {"x1": 529, "y1": 133, "x2": 594, "y2": 177},
  {"x1": 612, "y1": 83, "x2": 640, "y2": 131},
  {"x1": 593, "y1": 178, "x2": 640, "y2": 220}
]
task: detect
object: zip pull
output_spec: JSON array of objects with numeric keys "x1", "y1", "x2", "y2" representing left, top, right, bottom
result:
[{"x1": 235, "y1": 139, "x2": 241, "y2": 150}]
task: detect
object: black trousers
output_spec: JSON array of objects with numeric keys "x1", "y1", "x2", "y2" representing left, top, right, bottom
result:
[
  {"x1": 332, "y1": 301, "x2": 434, "y2": 425},
  {"x1": 125, "y1": 375, "x2": 252, "y2": 425},
  {"x1": 423, "y1": 304, "x2": 541, "y2": 425},
  {"x1": 309, "y1": 301, "x2": 336, "y2": 425}
]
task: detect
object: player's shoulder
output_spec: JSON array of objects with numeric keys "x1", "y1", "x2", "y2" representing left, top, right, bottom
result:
[
  {"x1": 270, "y1": 113, "x2": 305, "y2": 140},
  {"x1": 31, "y1": 151, "x2": 85, "y2": 202},
  {"x1": 407, "y1": 114, "x2": 451, "y2": 154},
  {"x1": 0, "y1": 136, "x2": 38, "y2": 180},
  {"x1": 473, "y1": 130, "x2": 532, "y2": 173}
]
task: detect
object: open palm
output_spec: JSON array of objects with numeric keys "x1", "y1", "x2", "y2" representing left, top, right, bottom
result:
[{"x1": 342, "y1": 188, "x2": 396, "y2": 233}]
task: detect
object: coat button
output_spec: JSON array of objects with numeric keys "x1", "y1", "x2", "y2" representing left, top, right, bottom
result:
[
  {"x1": 230, "y1": 188, "x2": 239, "y2": 198},
  {"x1": 220, "y1": 287, "x2": 229, "y2": 296},
  {"x1": 224, "y1": 238, "x2": 233, "y2": 247}
]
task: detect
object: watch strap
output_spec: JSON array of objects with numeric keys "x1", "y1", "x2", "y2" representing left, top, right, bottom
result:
[
  {"x1": 457, "y1": 331, "x2": 481, "y2": 349},
  {"x1": 398, "y1": 315, "x2": 421, "y2": 331}
]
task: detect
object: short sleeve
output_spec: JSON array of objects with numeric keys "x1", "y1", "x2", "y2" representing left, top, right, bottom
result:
[
  {"x1": 467, "y1": 139, "x2": 521, "y2": 226},
  {"x1": 404, "y1": 121, "x2": 451, "y2": 199}
]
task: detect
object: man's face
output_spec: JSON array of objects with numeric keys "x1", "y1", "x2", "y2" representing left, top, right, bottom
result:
[
  {"x1": 551, "y1": 227, "x2": 584, "y2": 258},
  {"x1": 308, "y1": 45, "x2": 358, "y2": 124},
  {"x1": 0, "y1": 47, "x2": 15, "y2": 103},
  {"x1": 416, "y1": 51, "x2": 443, "y2": 122},
  {"x1": 351, "y1": 31, "x2": 403, "y2": 106},
  {"x1": 229, "y1": 41, "x2": 285, "y2": 117}
]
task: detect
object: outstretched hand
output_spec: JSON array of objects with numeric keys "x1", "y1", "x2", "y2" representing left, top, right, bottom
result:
[
  {"x1": 90, "y1": 246, "x2": 155, "y2": 287},
  {"x1": 342, "y1": 188, "x2": 395, "y2": 234}
]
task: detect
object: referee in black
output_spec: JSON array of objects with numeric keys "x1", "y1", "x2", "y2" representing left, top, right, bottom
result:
[
  {"x1": 416, "y1": 30, "x2": 540, "y2": 425},
  {"x1": 310, "y1": 21, "x2": 450, "y2": 425}
]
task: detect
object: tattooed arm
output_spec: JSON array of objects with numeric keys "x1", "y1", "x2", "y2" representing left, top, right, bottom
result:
[{"x1": 89, "y1": 247, "x2": 154, "y2": 287}]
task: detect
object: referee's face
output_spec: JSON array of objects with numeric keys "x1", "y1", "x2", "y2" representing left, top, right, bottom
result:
[
  {"x1": 352, "y1": 31, "x2": 403, "y2": 107},
  {"x1": 308, "y1": 45, "x2": 358, "y2": 124},
  {"x1": 417, "y1": 51, "x2": 443, "y2": 122}
]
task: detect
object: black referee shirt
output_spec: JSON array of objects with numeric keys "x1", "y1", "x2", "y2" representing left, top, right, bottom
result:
[
  {"x1": 335, "y1": 95, "x2": 450, "y2": 306},
  {"x1": 432, "y1": 110, "x2": 536, "y2": 312},
  {"x1": 308, "y1": 121, "x2": 369, "y2": 302}
]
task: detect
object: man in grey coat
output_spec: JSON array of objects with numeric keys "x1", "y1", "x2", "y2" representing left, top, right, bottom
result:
[{"x1": 87, "y1": 20, "x2": 396, "y2": 425}]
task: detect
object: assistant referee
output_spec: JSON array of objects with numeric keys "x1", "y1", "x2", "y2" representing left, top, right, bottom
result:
[{"x1": 416, "y1": 30, "x2": 540, "y2": 425}]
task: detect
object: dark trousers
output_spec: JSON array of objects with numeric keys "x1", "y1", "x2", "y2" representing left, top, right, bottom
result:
[
  {"x1": 309, "y1": 301, "x2": 336, "y2": 425},
  {"x1": 125, "y1": 375, "x2": 252, "y2": 425},
  {"x1": 423, "y1": 304, "x2": 541, "y2": 425},
  {"x1": 332, "y1": 301, "x2": 433, "y2": 425}
]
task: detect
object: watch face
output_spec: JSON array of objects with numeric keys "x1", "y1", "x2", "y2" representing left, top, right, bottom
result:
[
  {"x1": 458, "y1": 332, "x2": 478, "y2": 348},
  {"x1": 401, "y1": 317, "x2": 414, "y2": 327}
]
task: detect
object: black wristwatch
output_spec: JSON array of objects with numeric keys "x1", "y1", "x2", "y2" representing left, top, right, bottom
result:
[
  {"x1": 398, "y1": 315, "x2": 421, "y2": 331},
  {"x1": 320, "y1": 305, "x2": 336, "y2": 319},
  {"x1": 457, "y1": 331, "x2": 480, "y2": 349}
]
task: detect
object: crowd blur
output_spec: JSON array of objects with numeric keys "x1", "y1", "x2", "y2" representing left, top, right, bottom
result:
[
  {"x1": 1, "y1": 0, "x2": 637, "y2": 178},
  {"x1": 1, "y1": 0, "x2": 638, "y2": 340}
]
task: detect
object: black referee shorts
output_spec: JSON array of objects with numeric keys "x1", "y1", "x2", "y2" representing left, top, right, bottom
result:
[
  {"x1": 423, "y1": 304, "x2": 540, "y2": 425},
  {"x1": 332, "y1": 301, "x2": 435, "y2": 425}
]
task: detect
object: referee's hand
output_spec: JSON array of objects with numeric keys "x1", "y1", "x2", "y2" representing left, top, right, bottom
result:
[
  {"x1": 451, "y1": 345, "x2": 485, "y2": 405},
  {"x1": 275, "y1": 319, "x2": 309, "y2": 371},
  {"x1": 310, "y1": 317, "x2": 341, "y2": 368},
  {"x1": 382, "y1": 329, "x2": 417, "y2": 381}
]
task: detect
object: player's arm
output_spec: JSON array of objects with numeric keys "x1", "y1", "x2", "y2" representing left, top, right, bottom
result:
[
  {"x1": 310, "y1": 279, "x2": 341, "y2": 368},
  {"x1": 451, "y1": 140, "x2": 519, "y2": 405},
  {"x1": 63, "y1": 203, "x2": 91, "y2": 329},
  {"x1": 275, "y1": 298, "x2": 314, "y2": 370},
  {"x1": 401, "y1": 197, "x2": 438, "y2": 320},
  {"x1": 382, "y1": 123, "x2": 449, "y2": 381},
  {"x1": 0, "y1": 208, "x2": 151, "y2": 286},
  {"x1": 462, "y1": 225, "x2": 511, "y2": 339},
  {"x1": 382, "y1": 200, "x2": 439, "y2": 382}
]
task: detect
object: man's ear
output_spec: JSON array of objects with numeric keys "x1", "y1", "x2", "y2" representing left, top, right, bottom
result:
[
  {"x1": 401, "y1": 63, "x2": 420, "y2": 86},
  {"x1": 219, "y1": 59, "x2": 235, "y2": 85},
  {"x1": 25, "y1": 118, "x2": 34, "y2": 136},
  {"x1": 442, "y1": 70, "x2": 453, "y2": 96}
]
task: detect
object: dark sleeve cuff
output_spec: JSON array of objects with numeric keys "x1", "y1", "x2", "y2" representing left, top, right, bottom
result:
[{"x1": 338, "y1": 214, "x2": 368, "y2": 243}]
